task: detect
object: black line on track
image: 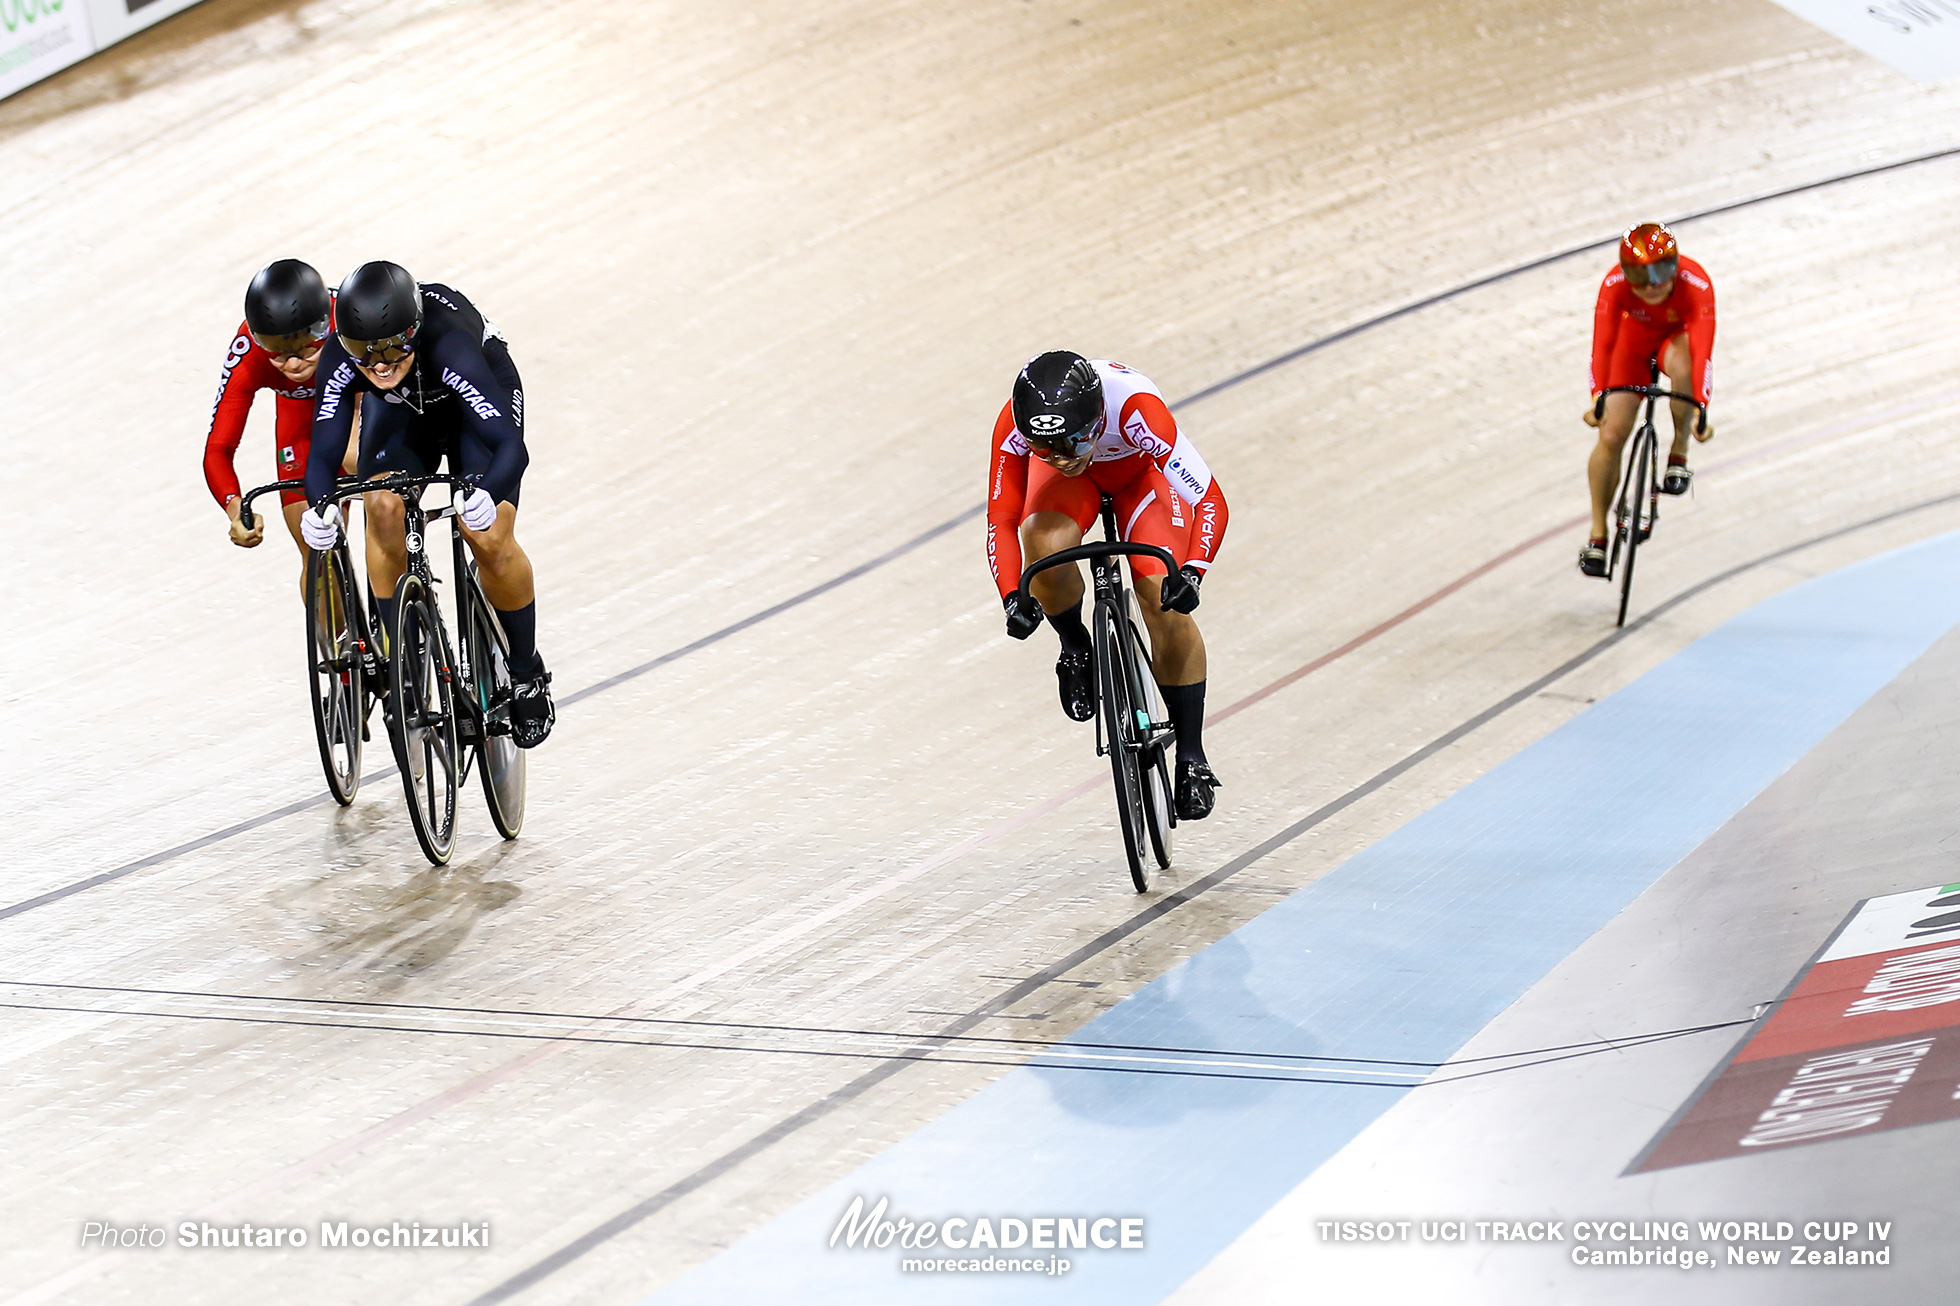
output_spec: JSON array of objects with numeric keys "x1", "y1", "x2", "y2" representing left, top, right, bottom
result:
[
  {"x1": 0, "y1": 508, "x2": 980, "y2": 923},
  {"x1": 468, "y1": 490, "x2": 1960, "y2": 1304},
  {"x1": 9, "y1": 144, "x2": 1957, "y2": 923},
  {"x1": 4, "y1": 997, "x2": 1744, "y2": 1089},
  {"x1": 0, "y1": 978, "x2": 1751, "y2": 1074},
  {"x1": 1173, "y1": 143, "x2": 1960, "y2": 408}
]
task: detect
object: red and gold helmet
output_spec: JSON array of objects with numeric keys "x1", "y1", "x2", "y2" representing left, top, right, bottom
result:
[{"x1": 1618, "y1": 222, "x2": 1679, "y2": 289}]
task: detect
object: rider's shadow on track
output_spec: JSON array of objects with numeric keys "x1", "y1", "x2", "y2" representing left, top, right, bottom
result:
[
  {"x1": 1030, "y1": 934, "x2": 1313, "y2": 1127},
  {"x1": 276, "y1": 819, "x2": 523, "y2": 986}
]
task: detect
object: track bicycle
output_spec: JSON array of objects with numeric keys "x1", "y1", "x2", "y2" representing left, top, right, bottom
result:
[
  {"x1": 245, "y1": 472, "x2": 525, "y2": 864},
  {"x1": 1594, "y1": 379, "x2": 1708, "y2": 628},
  {"x1": 1018, "y1": 494, "x2": 1180, "y2": 892}
]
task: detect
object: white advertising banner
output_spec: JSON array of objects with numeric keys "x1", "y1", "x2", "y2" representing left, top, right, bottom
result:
[
  {"x1": 0, "y1": 0, "x2": 95, "y2": 101},
  {"x1": 79, "y1": 0, "x2": 204, "y2": 48},
  {"x1": 1769, "y1": 0, "x2": 1960, "y2": 82}
]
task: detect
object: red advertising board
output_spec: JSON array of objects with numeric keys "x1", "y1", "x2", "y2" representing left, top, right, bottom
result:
[{"x1": 1630, "y1": 881, "x2": 1960, "y2": 1172}]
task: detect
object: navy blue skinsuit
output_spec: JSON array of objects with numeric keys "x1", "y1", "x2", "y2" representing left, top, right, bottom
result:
[{"x1": 304, "y1": 282, "x2": 527, "y2": 509}]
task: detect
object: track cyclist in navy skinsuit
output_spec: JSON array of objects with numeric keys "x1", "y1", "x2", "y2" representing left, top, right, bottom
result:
[{"x1": 301, "y1": 261, "x2": 556, "y2": 748}]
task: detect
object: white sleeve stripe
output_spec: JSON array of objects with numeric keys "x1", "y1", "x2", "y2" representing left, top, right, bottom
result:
[{"x1": 1163, "y1": 433, "x2": 1213, "y2": 506}]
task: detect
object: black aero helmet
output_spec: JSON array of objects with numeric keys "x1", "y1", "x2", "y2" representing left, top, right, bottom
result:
[
  {"x1": 335, "y1": 260, "x2": 423, "y2": 363},
  {"x1": 243, "y1": 259, "x2": 330, "y2": 350},
  {"x1": 1012, "y1": 350, "x2": 1105, "y2": 456}
]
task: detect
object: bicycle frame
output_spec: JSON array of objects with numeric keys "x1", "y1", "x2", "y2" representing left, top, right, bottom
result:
[
  {"x1": 1593, "y1": 382, "x2": 1707, "y2": 627},
  {"x1": 1016, "y1": 506, "x2": 1179, "y2": 770},
  {"x1": 327, "y1": 473, "x2": 504, "y2": 781},
  {"x1": 1017, "y1": 495, "x2": 1180, "y2": 888}
]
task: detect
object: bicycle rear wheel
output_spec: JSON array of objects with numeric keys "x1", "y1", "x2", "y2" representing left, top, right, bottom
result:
[
  {"x1": 1617, "y1": 428, "x2": 1652, "y2": 628},
  {"x1": 462, "y1": 571, "x2": 525, "y2": 839},
  {"x1": 1125, "y1": 599, "x2": 1174, "y2": 871},
  {"x1": 304, "y1": 545, "x2": 364, "y2": 805},
  {"x1": 390, "y1": 576, "x2": 460, "y2": 865},
  {"x1": 1095, "y1": 597, "x2": 1151, "y2": 892}
]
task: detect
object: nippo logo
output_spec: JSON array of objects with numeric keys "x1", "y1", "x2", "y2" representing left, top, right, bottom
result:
[{"x1": 1027, "y1": 413, "x2": 1067, "y2": 436}]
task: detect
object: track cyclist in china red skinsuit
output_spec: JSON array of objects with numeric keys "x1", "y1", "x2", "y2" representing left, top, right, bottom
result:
[
  {"x1": 203, "y1": 260, "x2": 355, "y2": 583},
  {"x1": 300, "y1": 261, "x2": 556, "y2": 749},
  {"x1": 1578, "y1": 221, "x2": 1716, "y2": 577},
  {"x1": 989, "y1": 351, "x2": 1229, "y2": 820}
]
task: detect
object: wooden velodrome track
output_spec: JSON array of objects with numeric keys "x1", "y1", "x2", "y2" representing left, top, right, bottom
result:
[{"x1": 5, "y1": 0, "x2": 1960, "y2": 1301}]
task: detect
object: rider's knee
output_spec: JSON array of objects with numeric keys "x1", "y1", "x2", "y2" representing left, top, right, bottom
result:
[
  {"x1": 1023, "y1": 507, "x2": 1081, "y2": 542},
  {"x1": 1596, "y1": 421, "x2": 1634, "y2": 449},
  {"x1": 1135, "y1": 576, "x2": 1190, "y2": 628},
  {"x1": 364, "y1": 492, "x2": 404, "y2": 528}
]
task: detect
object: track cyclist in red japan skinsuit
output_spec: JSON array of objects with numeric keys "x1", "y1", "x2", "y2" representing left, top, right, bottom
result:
[
  {"x1": 988, "y1": 351, "x2": 1230, "y2": 820},
  {"x1": 203, "y1": 260, "x2": 353, "y2": 582},
  {"x1": 300, "y1": 261, "x2": 556, "y2": 749},
  {"x1": 1578, "y1": 221, "x2": 1716, "y2": 577}
]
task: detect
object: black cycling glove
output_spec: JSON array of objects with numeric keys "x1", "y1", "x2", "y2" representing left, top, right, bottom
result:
[
  {"x1": 1159, "y1": 566, "x2": 1202, "y2": 615},
  {"x1": 1003, "y1": 591, "x2": 1045, "y2": 640}
]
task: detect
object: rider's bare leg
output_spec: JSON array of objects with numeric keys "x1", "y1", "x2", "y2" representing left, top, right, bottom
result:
[
  {"x1": 1021, "y1": 512, "x2": 1085, "y2": 614},
  {"x1": 459, "y1": 502, "x2": 535, "y2": 610},
  {"x1": 1133, "y1": 573, "x2": 1206, "y2": 686},
  {"x1": 460, "y1": 501, "x2": 542, "y2": 676},
  {"x1": 1660, "y1": 333, "x2": 1699, "y2": 461},
  {"x1": 1587, "y1": 393, "x2": 1641, "y2": 541}
]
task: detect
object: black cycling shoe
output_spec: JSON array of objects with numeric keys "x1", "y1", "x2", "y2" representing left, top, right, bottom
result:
[
  {"x1": 1661, "y1": 462, "x2": 1693, "y2": 495},
  {"x1": 1577, "y1": 539, "x2": 1608, "y2": 579},
  {"x1": 1055, "y1": 648, "x2": 1094, "y2": 722},
  {"x1": 510, "y1": 667, "x2": 555, "y2": 749},
  {"x1": 1175, "y1": 759, "x2": 1220, "y2": 821}
]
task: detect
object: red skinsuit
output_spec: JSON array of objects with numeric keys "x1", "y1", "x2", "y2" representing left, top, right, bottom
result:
[
  {"x1": 986, "y1": 359, "x2": 1229, "y2": 599},
  {"x1": 1589, "y1": 256, "x2": 1716, "y2": 405},
  {"x1": 201, "y1": 320, "x2": 320, "y2": 509}
]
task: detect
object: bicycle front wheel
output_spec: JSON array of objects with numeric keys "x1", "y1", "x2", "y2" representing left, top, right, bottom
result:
[
  {"x1": 390, "y1": 576, "x2": 460, "y2": 865},
  {"x1": 1095, "y1": 599, "x2": 1151, "y2": 892},
  {"x1": 1126, "y1": 602, "x2": 1174, "y2": 871},
  {"x1": 304, "y1": 545, "x2": 364, "y2": 805},
  {"x1": 1617, "y1": 429, "x2": 1652, "y2": 628},
  {"x1": 462, "y1": 572, "x2": 525, "y2": 839}
]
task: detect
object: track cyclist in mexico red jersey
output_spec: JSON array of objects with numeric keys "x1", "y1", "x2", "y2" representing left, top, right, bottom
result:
[
  {"x1": 300, "y1": 261, "x2": 556, "y2": 749},
  {"x1": 988, "y1": 351, "x2": 1230, "y2": 820},
  {"x1": 203, "y1": 260, "x2": 355, "y2": 581},
  {"x1": 1578, "y1": 221, "x2": 1716, "y2": 577}
]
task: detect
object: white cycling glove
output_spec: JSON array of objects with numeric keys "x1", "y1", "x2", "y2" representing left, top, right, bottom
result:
[
  {"x1": 460, "y1": 487, "x2": 498, "y2": 532},
  {"x1": 300, "y1": 504, "x2": 342, "y2": 550}
]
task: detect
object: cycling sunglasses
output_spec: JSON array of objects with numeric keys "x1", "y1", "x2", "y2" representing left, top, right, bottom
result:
[
  {"x1": 251, "y1": 319, "x2": 329, "y2": 358},
  {"x1": 1621, "y1": 256, "x2": 1678, "y2": 289},
  {"x1": 1025, "y1": 412, "x2": 1104, "y2": 459},
  {"x1": 339, "y1": 330, "x2": 417, "y2": 367}
]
